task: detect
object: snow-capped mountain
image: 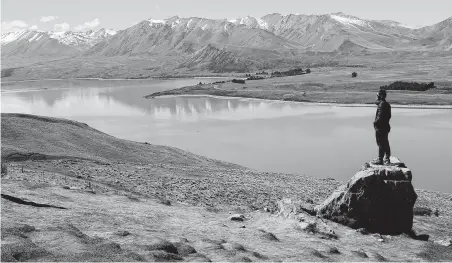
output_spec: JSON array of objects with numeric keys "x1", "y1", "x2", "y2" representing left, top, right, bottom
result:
[
  {"x1": 229, "y1": 12, "x2": 451, "y2": 52},
  {"x1": 86, "y1": 16, "x2": 298, "y2": 57},
  {"x1": 1, "y1": 12, "x2": 451, "y2": 73},
  {"x1": 47, "y1": 28, "x2": 117, "y2": 47},
  {"x1": 1, "y1": 28, "x2": 117, "y2": 57}
]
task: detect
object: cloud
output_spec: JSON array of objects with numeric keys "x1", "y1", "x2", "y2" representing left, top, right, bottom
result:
[
  {"x1": 74, "y1": 18, "x2": 100, "y2": 31},
  {"x1": 30, "y1": 25, "x2": 38, "y2": 30},
  {"x1": 53, "y1": 22, "x2": 70, "y2": 32},
  {"x1": 155, "y1": 5, "x2": 160, "y2": 9},
  {"x1": 40, "y1": 16, "x2": 59, "y2": 23},
  {"x1": 1, "y1": 20, "x2": 29, "y2": 32}
]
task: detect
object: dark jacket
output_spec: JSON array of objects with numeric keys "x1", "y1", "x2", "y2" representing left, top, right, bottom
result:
[{"x1": 374, "y1": 100, "x2": 391, "y2": 131}]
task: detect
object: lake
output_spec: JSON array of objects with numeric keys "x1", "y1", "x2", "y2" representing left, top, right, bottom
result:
[{"x1": 1, "y1": 79, "x2": 452, "y2": 192}]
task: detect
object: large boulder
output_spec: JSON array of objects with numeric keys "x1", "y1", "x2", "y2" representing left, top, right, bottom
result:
[{"x1": 315, "y1": 157, "x2": 417, "y2": 234}]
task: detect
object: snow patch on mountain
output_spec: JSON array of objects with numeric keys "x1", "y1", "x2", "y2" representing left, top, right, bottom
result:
[
  {"x1": 229, "y1": 16, "x2": 269, "y2": 30},
  {"x1": 330, "y1": 14, "x2": 367, "y2": 27},
  {"x1": 1, "y1": 28, "x2": 117, "y2": 48},
  {"x1": 148, "y1": 19, "x2": 165, "y2": 26},
  {"x1": 1, "y1": 31, "x2": 45, "y2": 46}
]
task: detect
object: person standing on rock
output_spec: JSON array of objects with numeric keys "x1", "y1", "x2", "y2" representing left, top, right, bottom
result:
[{"x1": 372, "y1": 89, "x2": 392, "y2": 165}]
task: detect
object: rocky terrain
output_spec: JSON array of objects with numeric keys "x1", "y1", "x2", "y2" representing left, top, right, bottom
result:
[{"x1": 1, "y1": 113, "x2": 452, "y2": 261}]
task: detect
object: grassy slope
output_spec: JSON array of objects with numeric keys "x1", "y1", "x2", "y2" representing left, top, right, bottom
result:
[{"x1": 0, "y1": 113, "x2": 240, "y2": 169}]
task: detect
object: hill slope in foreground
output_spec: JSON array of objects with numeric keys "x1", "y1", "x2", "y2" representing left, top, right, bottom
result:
[{"x1": 1, "y1": 113, "x2": 452, "y2": 261}]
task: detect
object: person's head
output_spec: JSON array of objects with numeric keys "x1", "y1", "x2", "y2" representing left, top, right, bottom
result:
[{"x1": 377, "y1": 89, "x2": 387, "y2": 101}]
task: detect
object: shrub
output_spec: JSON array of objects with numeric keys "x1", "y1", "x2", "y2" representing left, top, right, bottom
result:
[
  {"x1": 231, "y1": 79, "x2": 246, "y2": 84},
  {"x1": 306, "y1": 68, "x2": 311, "y2": 74},
  {"x1": 272, "y1": 68, "x2": 304, "y2": 77},
  {"x1": 246, "y1": 76, "x2": 264, "y2": 80},
  {"x1": 380, "y1": 81, "x2": 436, "y2": 91},
  {"x1": 352, "y1": 72, "x2": 358, "y2": 78}
]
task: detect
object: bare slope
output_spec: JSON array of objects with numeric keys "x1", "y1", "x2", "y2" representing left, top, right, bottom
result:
[
  {"x1": 0, "y1": 113, "x2": 239, "y2": 169},
  {"x1": 2, "y1": 163, "x2": 452, "y2": 262}
]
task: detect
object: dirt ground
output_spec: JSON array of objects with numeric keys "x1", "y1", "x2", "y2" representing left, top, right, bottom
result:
[{"x1": 2, "y1": 160, "x2": 452, "y2": 262}]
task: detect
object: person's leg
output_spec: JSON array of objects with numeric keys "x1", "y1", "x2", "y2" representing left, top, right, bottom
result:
[
  {"x1": 382, "y1": 131, "x2": 391, "y2": 162},
  {"x1": 374, "y1": 130, "x2": 384, "y2": 163}
]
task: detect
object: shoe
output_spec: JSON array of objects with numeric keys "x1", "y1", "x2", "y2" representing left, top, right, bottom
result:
[
  {"x1": 371, "y1": 158, "x2": 383, "y2": 165},
  {"x1": 384, "y1": 159, "x2": 391, "y2": 165}
]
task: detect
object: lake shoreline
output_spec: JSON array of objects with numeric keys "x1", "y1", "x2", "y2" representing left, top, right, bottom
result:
[
  {"x1": 144, "y1": 75, "x2": 452, "y2": 107},
  {"x1": 151, "y1": 94, "x2": 452, "y2": 109}
]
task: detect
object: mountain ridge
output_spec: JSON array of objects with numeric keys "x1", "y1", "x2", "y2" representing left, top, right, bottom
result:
[{"x1": 1, "y1": 12, "x2": 451, "y2": 75}]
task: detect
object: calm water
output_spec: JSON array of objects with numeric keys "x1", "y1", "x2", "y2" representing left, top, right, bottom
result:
[{"x1": 2, "y1": 79, "x2": 452, "y2": 192}]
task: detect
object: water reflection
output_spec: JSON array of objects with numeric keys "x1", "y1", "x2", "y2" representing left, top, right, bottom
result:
[{"x1": 1, "y1": 80, "x2": 452, "y2": 192}]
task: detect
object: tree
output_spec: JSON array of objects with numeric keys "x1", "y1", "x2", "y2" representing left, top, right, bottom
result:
[
  {"x1": 306, "y1": 68, "x2": 311, "y2": 74},
  {"x1": 352, "y1": 72, "x2": 358, "y2": 78}
]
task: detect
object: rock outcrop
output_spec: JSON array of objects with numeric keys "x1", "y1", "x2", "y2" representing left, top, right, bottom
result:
[{"x1": 316, "y1": 157, "x2": 417, "y2": 234}]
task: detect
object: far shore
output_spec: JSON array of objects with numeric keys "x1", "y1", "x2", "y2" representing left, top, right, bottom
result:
[
  {"x1": 145, "y1": 75, "x2": 452, "y2": 107},
  {"x1": 152, "y1": 94, "x2": 452, "y2": 109}
]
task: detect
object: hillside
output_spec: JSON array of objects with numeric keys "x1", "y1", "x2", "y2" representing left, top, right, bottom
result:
[{"x1": 0, "y1": 113, "x2": 240, "y2": 169}]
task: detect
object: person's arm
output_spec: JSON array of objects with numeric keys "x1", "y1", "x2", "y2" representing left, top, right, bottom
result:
[
  {"x1": 388, "y1": 103, "x2": 391, "y2": 120},
  {"x1": 374, "y1": 103, "x2": 383, "y2": 126}
]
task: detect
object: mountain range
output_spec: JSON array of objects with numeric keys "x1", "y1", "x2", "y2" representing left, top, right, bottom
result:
[{"x1": 1, "y1": 12, "x2": 451, "y2": 74}]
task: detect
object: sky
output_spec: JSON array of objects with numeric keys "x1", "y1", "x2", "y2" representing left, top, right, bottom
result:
[{"x1": 1, "y1": 0, "x2": 451, "y2": 33}]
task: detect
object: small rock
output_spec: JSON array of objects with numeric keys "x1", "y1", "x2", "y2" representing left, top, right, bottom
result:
[
  {"x1": 145, "y1": 238, "x2": 178, "y2": 254},
  {"x1": 115, "y1": 230, "x2": 130, "y2": 237},
  {"x1": 434, "y1": 239, "x2": 452, "y2": 247},
  {"x1": 297, "y1": 221, "x2": 317, "y2": 233},
  {"x1": 264, "y1": 207, "x2": 269, "y2": 212},
  {"x1": 251, "y1": 251, "x2": 268, "y2": 259},
  {"x1": 229, "y1": 214, "x2": 245, "y2": 221},
  {"x1": 150, "y1": 250, "x2": 183, "y2": 261},
  {"x1": 352, "y1": 250, "x2": 369, "y2": 258},
  {"x1": 159, "y1": 199, "x2": 171, "y2": 206},
  {"x1": 311, "y1": 249, "x2": 327, "y2": 258},
  {"x1": 222, "y1": 242, "x2": 246, "y2": 251},
  {"x1": 261, "y1": 231, "x2": 279, "y2": 242},
  {"x1": 434, "y1": 209, "x2": 440, "y2": 217},
  {"x1": 356, "y1": 228, "x2": 369, "y2": 235},
  {"x1": 174, "y1": 242, "x2": 197, "y2": 256},
  {"x1": 240, "y1": 225, "x2": 246, "y2": 228},
  {"x1": 371, "y1": 252, "x2": 387, "y2": 261},
  {"x1": 378, "y1": 238, "x2": 384, "y2": 242},
  {"x1": 328, "y1": 247, "x2": 340, "y2": 254}
]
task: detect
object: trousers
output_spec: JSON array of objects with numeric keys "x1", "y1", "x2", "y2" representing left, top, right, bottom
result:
[{"x1": 375, "y1": 129, "x2": 391, "y2": 160}]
